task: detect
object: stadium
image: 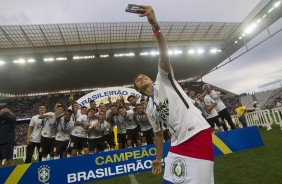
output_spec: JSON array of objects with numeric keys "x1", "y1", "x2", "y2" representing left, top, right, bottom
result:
[{"x1": 0, "y1": 0, "x2": 282, "y2": 184}]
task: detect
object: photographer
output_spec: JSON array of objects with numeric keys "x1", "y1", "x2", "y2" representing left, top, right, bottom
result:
[{"x1": 0, "y1": 108, "x2": 16, "y2": 167}]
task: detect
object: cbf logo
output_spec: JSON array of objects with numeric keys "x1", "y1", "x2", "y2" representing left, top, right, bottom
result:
[
  {"x1": 171, "y1": 157, "x2": 187, "y2": 183},
  {"x1": 38, "y1": 165, "x2": 51, "y2": 183}
]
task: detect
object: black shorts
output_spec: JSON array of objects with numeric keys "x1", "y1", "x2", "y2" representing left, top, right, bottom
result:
[
  {"x1": 88, "y1": 137, "x2": 108, "y2": 152},
  {"x1": 104, "y1": 131, "x2": 115, "y2": 148},
  {"x1": 40, "y1": 136, "x2": 55, "y2": 155},
  {"x1": 54, "y1": 140, "x2": 69, "y2": 155},
  {"x1": 0, "y1": 143, "x2": 14, "y2": 160},
  {"x1": 141, "y1": 128, "x2": 154, "y2": 145},
  {"x1": 117, "y1": 133, "x2": 127, "y2": 144},
  {"x1": 207, "y1": 116, "x2": 221, "y2": 128},
  {"x1": 163, "y1": 129, "x2": 171, "y2": 142},
  {"x1": 70, "y1": 135, "x2": 88, "y2": 150},
  {"x1": 126, "y1": 127, "x2": 140, "y2": 141}
]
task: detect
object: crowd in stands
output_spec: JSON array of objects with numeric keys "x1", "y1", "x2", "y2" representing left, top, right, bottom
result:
[
  {"x1": 15, "y1": 123, "x2": 29, "y2": 146},
  {"x1": 1, "y1": 84, "x2": 281, "y2": 147},
  {"x1": 1, "y1": 92, "x2": 86, "y2": 120}
]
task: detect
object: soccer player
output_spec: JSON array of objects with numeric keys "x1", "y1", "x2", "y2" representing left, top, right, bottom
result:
[
  {"x1": 53, "y1": 109, "x2": 75, "y2": 159},
  {"x1": 40, "y1": 105, "x2": 64, "y2": 161},
  {"x1": 203, "y1": 84, "x2": 236, "y2": 130},
  {"x1": 88, "y1": 111, "x2": 110, "y2": 153},
  {"x1": 118, "y1": 108, "x2": 142, "y2": 148},
  {"x1": 134, "y1": 104, "x2": 154, "y2": 145},
  {"x1": 96, "y1": 103, "x2": 115, "y2": 151},
  {"x1": 114, "y1": 107, "x2": 127, "y2": 149},
  {"x1": 70, "y1": 107, "x2": 91, "y2": 156},
  {"x1": 132, "y1": 6, "x2": 214, "y2": 183},
  {"x1": 25, "y1": 105, "x2": 46, "y2": 163}
]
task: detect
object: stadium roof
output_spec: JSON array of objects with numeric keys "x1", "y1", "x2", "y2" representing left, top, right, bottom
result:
[
  {"x1": 0, "y1": 0, "x2": 281, "y2": 95},
  {"x1": 0, "y1": 22, "x2": 238, "y2": 49}
]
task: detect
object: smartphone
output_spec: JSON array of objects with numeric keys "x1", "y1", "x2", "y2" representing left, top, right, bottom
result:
[{"x1": 125, "y1": 4, "x2": 142, "y2": 14}]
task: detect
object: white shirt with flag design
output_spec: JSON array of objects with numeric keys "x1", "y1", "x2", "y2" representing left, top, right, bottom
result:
[{"x1": 147, "y1": 67, "x2": 210, "y2": 146}]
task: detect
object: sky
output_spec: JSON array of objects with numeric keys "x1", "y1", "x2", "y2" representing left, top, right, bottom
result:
[{"x1": 0, "y1": 0, "x2": 281, "y2": 94}]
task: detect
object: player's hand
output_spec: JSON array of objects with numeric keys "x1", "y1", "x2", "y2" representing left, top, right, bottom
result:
[
  {"x1": 138, "y1": 6, "x2": 158, "y2": 26},
  {"x1": 69, "y1": 93, "x2": 74, "y2": 101},
  {"x1": 152, "y1": 159, "x2": 162, "y2": 175},
  {"x1": 82, "y1": 122, "x2": 89, "y2": 128}
]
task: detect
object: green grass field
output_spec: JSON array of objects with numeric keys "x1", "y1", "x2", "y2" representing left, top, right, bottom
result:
[{"x1": 87, "y1": 126, "x2": 282, "y2": 184}]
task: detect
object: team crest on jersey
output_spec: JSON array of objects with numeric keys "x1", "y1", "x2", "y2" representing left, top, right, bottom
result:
[
  {"x1": 156, "y1": 98, "x2": 169, "y2": 121},
  {"x1": 171, "y1": 157, "x2": 187, "y2": 183},
  {"x1": 38, "y1": 165, "x2": 51, "y2": 183}
]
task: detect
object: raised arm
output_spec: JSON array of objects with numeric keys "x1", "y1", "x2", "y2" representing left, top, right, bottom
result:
[{"x1": 139, "y1": 6, "x2": 171, "y2": 73}]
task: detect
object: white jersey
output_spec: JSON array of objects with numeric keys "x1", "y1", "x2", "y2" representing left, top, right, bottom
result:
[
  {"x1": 134, "y1": 113, "x2": 152, "y2": 131},
  {"x1": 88, "y1": 120, "x2": 109, "y2": 139},
  {"x1": 29, "y1": 115, "x2": 44, "y2": 143},
  {"x1": 71, "y1": 111, "x2": 81, "y2": 122},
  {"x1": 113, "y1": 115, "x2": 126, "y2": 134},
  {"x1": 55, "y1": 117, "x2": 75, "y2": 141},
  {"x1": 41, "y1": 112, "x2": 57, "y2": 138},
  {"x1": 71, "y1": 114, "x2": 88, "y2": 138},
  {"x1": 125, "y1": 110, "x2": 138, "y2": 130},
  {"x1": 276, "y1": 102, "x2": 281, "y2": 108},
  {"x1": 204, "y1": 95, "x2": 219, "y2": 119},
  {"x1": 196, "y1": 101, "x2": 208, "y2": 118},
  {"x1": 210, "y1": 90, "x2": 226, "y2": 112},
  {"x1": 147, "y1": 67, "x2": 210, "y2": 146}
]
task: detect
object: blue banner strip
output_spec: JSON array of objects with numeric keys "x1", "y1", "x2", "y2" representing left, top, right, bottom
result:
[{"x1": 0, "y1": 127, "x2": 264, "y2": 184}]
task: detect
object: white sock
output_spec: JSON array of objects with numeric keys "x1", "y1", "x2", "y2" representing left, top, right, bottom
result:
[
  {"x1": 127, "y1": 146, "x2": 132, "y2": 148},
  {"x1": 67, "y1": 154, "x2": 72, "y2": 158},
  {"x1": 54, "y1": 156, "x2": 60, "y2": 160},
  {"x1": 142, "y1": 143, "x2": 147, "y2": 146},
  {"x1": 42, "y1": 158, "x2": 47, "y2": 161},
  {"x1": 50, "y1": 157, "x2": 54, "y2": 160}
]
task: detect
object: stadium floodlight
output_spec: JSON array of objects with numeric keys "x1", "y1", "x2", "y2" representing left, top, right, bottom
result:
[
  {"x1": 209, "y1": 49, "x2": 218, "y2": 53},
  {"x1": 44, "y1": 58, "x2": 54, "y2": 62},
  {"x1": 100, "y1": 54, "x2": 109, "y2": 58},
  {"x1": 14, "y1": 59, "x2": 26, "y2": 64},
  {"x1": 244, "y1": 23, "x2": 257, "y2": 34},
  {"x1": 173, "y1": 50, "x2": 183, "y2": 55},
  {"x1": 268, "y1": 7, "x2": 274, "y2": 13},
  {"x1": 126, "y1": 52, "x2": 135, "y2": 57},
  {"x1": 0, "y1": 60, "x2": 6, "y2": 65},
  {"x1": 56, "y1": 57, "x2": 67, "y2": 61},
  {"x1": 274, "y1": 1, "x2": 281, "y2": 8},
  {"x1": 150, "y1": 51, "x2": 159, "y2": 56},
  {"x1": 217, "y1": 49, "x2": 222, "y2": 52},
  {"x1": 140, "y1": 52, "x2": 150, "y2": 56},
  {"x1": 114, "y1": 53, "x2": 124, "y2": 57},
  {"x1": 114, "y1": 53, "x2": 135, "y2": 57},
  {"x1": 27, "y1": 59, "x2": 35, "y2": 63},
  {"x1": 188, "y1": 49, "x2": 195, "y2": 55},
  {"x1": 197, "y1": 49, "x2": 205, "y2": 54},
  {"x1": 256, "y1": 19, "x2": 262, "y2": 24}
]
